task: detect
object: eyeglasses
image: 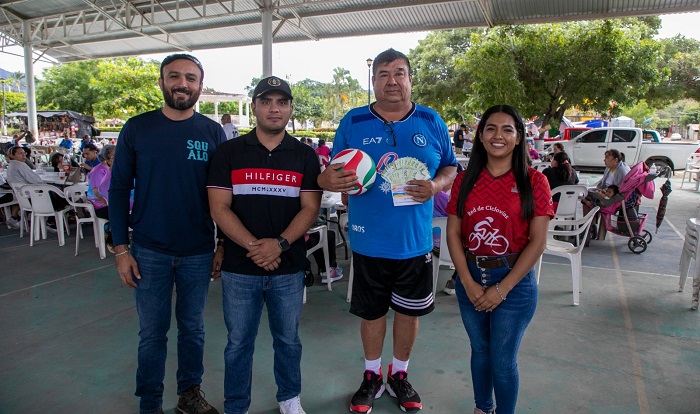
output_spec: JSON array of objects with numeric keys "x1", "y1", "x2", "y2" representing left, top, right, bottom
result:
[{"x1": 384, "y1": 122, "x2": 397, "y2": 147}]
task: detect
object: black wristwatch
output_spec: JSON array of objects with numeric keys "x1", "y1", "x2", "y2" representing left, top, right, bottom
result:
[{"x1": 277, "y1": 236, "x2": 290, "y2": 252}]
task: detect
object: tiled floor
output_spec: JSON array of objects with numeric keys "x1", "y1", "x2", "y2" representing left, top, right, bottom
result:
[{"x1": 1, "y1": 172, "x2": 699, "y2": 413}]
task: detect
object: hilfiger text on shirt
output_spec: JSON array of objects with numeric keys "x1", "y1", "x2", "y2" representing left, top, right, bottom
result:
[{"x1": 230, "y1": 168, "x2": 303, "y2": 197}]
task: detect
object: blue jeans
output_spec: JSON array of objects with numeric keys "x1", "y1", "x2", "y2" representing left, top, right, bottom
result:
[
  {"x1": 131, "y1": 243, "x2": 214, "y2": 414},
  {"x1": 222, "y1": 271, "x2": 305, "y2": 414},
  {"x1": 455, "y1": 260, "x2": 537, "y2": 414}
]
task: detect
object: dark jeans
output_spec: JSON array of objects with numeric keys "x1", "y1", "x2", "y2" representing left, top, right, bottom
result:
[{"x1": 130, "y1": 243, "x2": 214, "y2": 414}]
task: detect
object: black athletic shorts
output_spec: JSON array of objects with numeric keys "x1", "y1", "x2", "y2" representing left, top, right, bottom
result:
[{"x1": 349, "y1": 251, "x2": 435, "y2": 320}]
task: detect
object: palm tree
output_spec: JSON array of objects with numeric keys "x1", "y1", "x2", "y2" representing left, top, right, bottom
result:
[{"x1": 11, "y1": 71, "x2": 25, "y2": 92}]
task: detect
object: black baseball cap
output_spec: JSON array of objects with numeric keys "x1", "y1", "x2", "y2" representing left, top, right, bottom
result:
[{"x1": 252, "y1": 76, "x2": 293, "y2": 101}]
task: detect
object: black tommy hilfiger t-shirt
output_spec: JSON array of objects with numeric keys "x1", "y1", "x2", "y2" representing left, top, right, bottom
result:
[{"x1": 207, "y1": 130, "x2": 322, "y2": 275}]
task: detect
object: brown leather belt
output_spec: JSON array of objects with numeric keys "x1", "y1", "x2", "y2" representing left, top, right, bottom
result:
[{"x1": 466, "y1": 252, "x2": 520, "y2": 269}]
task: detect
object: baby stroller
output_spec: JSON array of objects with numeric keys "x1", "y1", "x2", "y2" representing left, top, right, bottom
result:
[{"x1": 593, "y1": 162, "x2": 670, "y2": 254}]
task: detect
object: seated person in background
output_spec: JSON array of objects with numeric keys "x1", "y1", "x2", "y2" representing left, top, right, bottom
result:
[
  {"x1": 0, "y1": 161, "x2": 21, "y2": 229},
  {"x1": 463, "y1": 127, "x2": 474, "y2": 155},
  {"x1": 5, "y1": 133, "x2": 25, "y2": 151},
  {"x1": 87, "y1": 145, "x2": 115, "y2": 220},
  {"x1": 20, "y1": 147, "x2": 35, "y2": 170},
  {"x1": 80, "y1": 144, "x2": 100, "y2": 173},
  {"x1": 6, "y1": 146, "x2": 68, "y2": 229},
  {"x1": 79, "y1": 134, "x2": 94, "y2": 152},
  {"x1": 544, "y1": 142, "x2": 564, "y2": 162},
  {"x1": 6, "y1": 146, "x2": 43, "y2": 186},
  {"x1": 305, "y1": 222, "x2": 343, "y2": 283},
  {"x1": 542, "y1": 151, "x2": 579, "y2": 211},
  {"x1": 58, "y1": 134, "x2": 73, "y2": 150},
  {"x1": 596, "y1": 184, "x2": 619, "y2": 199},
  {"x1": 582, "y1": 149, "x2": 630, "y2": 240},
  {"x1": 50, "y1": 152, "x2": 80, "y2": 172},
  {"x1": 315, "y1": 139, "x2": 332, "y2": 168},
  {"x1": 526, "y1": 140, "x2": 540, "y2": 161}
]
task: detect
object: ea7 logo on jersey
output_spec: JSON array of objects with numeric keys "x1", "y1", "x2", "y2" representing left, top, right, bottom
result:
[{"x1": 363, "y1": 136, "x2": 383, "y2": 145}]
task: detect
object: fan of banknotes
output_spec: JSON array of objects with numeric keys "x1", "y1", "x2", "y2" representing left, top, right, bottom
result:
[{"x1": 380, "y1": 157, "x2": 430, "y2": 185}]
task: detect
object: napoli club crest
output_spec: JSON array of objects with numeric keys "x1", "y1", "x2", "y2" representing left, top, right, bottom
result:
[{"x1": 412, "y1": 133, "x2": 427, "y2": 147}]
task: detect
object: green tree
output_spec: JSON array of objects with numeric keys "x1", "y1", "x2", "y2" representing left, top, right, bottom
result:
[
  {"x1": 11, "y1": 71, "x2": 25, "y2": 92},
  {"x1": 464, "y1": 19, "x2": 663, "y2": 136},
  {"x1": 654, "y1": 36, "x2": 700, "y2": 104},
  {"x1": 37, "y1": 60, "x2": 101, "y2": 115},
  {"x1": 36, "y1": 58, "x2": 161, "y2": 119},
  {"x1": 290, "y1": 81, "x2": 324, "y2": 132},
  {"x1": 92, "y1": 57, "x2": 161, "y2": 119},
  {"x1": 409, "y1": 28, "x2": 482, "y2": 124},
  {"x1": 327, "y1": 67, "x2": 363, "y2": 125},
  {"x1": 410, "y1": 18, "x2": 665, "y2": 134},
  {"x1": 621, "y1": 100, "x2": 655, "y2": 127},
  {"x1": 2, "y1": 91, "x2": 27, "y2": 113}
]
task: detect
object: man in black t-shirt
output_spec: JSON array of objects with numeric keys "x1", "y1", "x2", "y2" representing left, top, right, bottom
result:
[{"x1": 207, "y1": 76, "x2": 322, "y2": 414}]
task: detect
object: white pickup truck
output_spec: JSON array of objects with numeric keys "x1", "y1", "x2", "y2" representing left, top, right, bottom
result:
[{"x1": 542, "y1": 127, "x2": 699, "y2": 171}]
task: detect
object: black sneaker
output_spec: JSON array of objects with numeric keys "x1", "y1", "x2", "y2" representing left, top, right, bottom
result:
[
  {"x1": 176, "y1": 385, "x2": 219, "y2": 414},
  {"x1": 386, "y1": 365, "x2": 422, "y2": 412},
  {"x1": 350, "y1": 369, "x2": 385, "y2": 413}
]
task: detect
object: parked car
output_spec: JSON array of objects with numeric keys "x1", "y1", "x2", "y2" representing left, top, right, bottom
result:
[
  {"x1": 542, "y1": 127, "x2": 699, "y2": 171},
  {"x1": 544, "y1": 127, "x2": 590, "y2": 142},
  {"x1": 671, "y1": 132, "x2": 682, "y2": 140}
]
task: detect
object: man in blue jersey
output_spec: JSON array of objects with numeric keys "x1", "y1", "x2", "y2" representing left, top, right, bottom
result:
[
  {"x1": 110, "y1": 54, "x2": 225, "y2": 414},
  {"x1": 318, "y1": 48, "x2": 457, "y2": 413}
]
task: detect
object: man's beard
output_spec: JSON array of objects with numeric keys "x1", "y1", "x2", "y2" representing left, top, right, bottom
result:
[{"x1": 163, "y1": 87, "x2": 200, "y2": 111}]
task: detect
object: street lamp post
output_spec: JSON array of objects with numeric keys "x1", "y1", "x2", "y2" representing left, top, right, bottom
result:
[
  {"x1": 366, "y1": 58, "x2": 373, "y2": 105},
  {"x1": 0, "y1": 78, "x2": 6, "y2": 136}
]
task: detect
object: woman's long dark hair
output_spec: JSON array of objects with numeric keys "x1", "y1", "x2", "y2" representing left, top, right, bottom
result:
[
  {"x1": 456, "y1": 105, "x2": 534, "y2": 221},
  {"x1": 552, "y1": 151, "x2": 574, "y2": 183}
]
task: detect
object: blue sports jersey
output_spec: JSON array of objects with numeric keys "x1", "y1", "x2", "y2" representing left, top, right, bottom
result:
[{"x1": 332, "y1": 103, "x2": 456, "y2": 259}]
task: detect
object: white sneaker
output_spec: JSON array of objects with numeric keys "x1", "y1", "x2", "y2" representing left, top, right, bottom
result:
[
  {"x1": 6, "y1": 217, "x2": 20, "y2": 229},
  {"x1": 320, "y1": 266, "x2": 343, "y2": 283},
  {"x1": 279, "y1": 396, "x2": 306, "y2": 414}
]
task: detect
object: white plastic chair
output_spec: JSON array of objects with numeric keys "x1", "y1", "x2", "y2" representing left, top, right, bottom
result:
[
  {"x1": 306, "y1": 224, "x2": 332, "y2": 290},
  {"x1": 533, "y1": 162, "x2": 549, "y2": 172},
  {"x1": 64, "y1": 184, "x2": 108, "y2": 259},
  {"x1": 0, "y1": 188, "x2": 19, "y2": 229},
  {"x1": 19, "y1": 184, "x2": 71, "y2": 246},
  {"x1": 680, "y1": 153, "x2": 700, "y2": 189},
  {"x1": 535, "y1": 206, "x2": 599, "y2": 306},
  {"x1": 551, "y1": 184, "x2": 588, "y2": 221},
  {"x1": 10, "y1": 182, "x2": 33, "y2": 238},
  {"x1": 431, "y1": 217, "x2": 453, "y2": 299}
]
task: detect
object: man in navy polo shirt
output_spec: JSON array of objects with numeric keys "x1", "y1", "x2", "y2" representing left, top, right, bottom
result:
[
  {"x1": 110, "y1": 53, "x2": 225, "y2": 414},
  {"x1": 208, "y1": 76, "x2": 322, "y2": 414}
]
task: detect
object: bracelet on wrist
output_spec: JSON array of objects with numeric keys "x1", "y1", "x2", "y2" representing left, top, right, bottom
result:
[
  {"x1": 495, "y1": 283, "x2": 506, "y2": 301},
  {"x1": 115, "y1": 250, "x2": 130, "y2": 257}
]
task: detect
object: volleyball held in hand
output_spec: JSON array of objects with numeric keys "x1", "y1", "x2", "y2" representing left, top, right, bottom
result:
[{"x1": 331, "y1": 149, "x2": 377, "y2": 195}]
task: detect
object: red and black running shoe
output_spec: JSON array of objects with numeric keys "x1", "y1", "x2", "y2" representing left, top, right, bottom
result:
[
  {"x1": 350, "y1": 369, "x2": 385, "y2": 413},
  {"x1": 386, "y1": 364, "x2": 422, "y2": 412}
]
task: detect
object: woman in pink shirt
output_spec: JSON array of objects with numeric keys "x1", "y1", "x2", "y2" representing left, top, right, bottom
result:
[{"x1": 315, "y1": 139, "x2": 331, "y2": 167}]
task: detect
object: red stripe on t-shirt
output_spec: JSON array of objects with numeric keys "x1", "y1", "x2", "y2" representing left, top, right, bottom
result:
[{"x1": 230, "y1": 168, "x2": 303, "y2": 187}]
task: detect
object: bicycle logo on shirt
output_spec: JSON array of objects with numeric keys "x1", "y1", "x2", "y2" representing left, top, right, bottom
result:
[{"x1": 468, "y1": 216, "x2": 509, "y2": 255}]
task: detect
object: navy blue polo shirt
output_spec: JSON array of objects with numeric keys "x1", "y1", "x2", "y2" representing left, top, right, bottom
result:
[{"x1": 207, "y1": 129, "x2": 322, "y2": 275}]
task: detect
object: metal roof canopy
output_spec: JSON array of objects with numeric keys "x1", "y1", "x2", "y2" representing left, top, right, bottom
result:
[
  {"x1": 3, "y1": 0, "x2": 700, "y2": 136},
  {"x1": 3, "y1": 0, "x2": 700, "y2": 66}
]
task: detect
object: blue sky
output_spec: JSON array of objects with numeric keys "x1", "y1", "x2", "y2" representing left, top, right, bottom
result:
[{"x1": 2, "y1": 12, "x2": 700, "y2": 94}]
